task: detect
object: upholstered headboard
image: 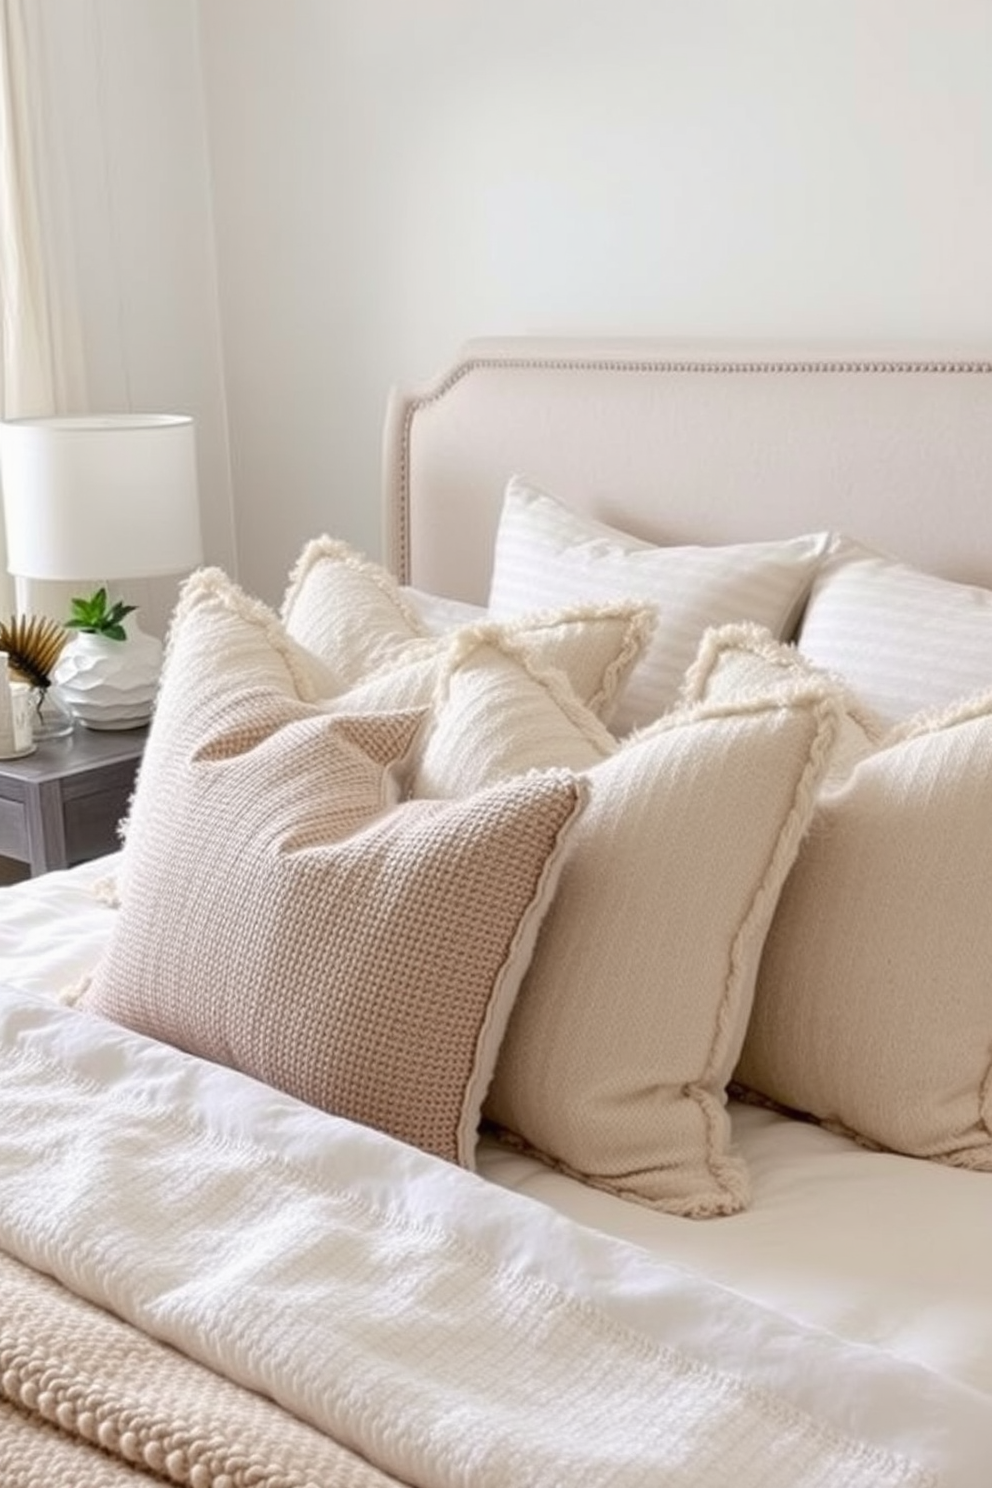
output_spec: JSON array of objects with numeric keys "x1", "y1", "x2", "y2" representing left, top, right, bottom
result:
[{"x1": 382, "y1": 338, "x2": 992, "y2": 601}]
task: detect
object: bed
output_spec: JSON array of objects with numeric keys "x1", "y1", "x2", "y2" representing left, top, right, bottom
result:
[{"x1": 2, "y1": 337, "x2": 992, "y2": 1486}]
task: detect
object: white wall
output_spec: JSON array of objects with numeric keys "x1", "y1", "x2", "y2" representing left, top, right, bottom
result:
[
  {"x1": 30, "y1": 2, "x2": 992, "y2": 611},
  {"x1": 196, "y1": 0, "x2": 992, "y2": 604}
]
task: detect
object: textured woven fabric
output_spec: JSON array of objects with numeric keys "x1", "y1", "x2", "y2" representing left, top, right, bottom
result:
[
  {"x1": 487, "y1": 476, "x2": 831, "y2": 733},
  {"x1": 414, "y1": 632, "x2": 843, "y2": 1215},
  {"x1": 736, "y1": 687, "x2": 992, "y2": 1166},
  {"x1": 83, "y1": 569, "x2": 585, "y2": 1168},
  {"x1": 413, "y1": 632, "x2": 616, "y2": 798},
  {"x1": 281, "y1": 533, "x2": 653, "y2": 717},
  {"x1": 0, "y1": 1252, "x2": 399, "y2": 1487},
  {"x1": 0, "y1": 996, "x2": 943, "y2": 1488},
  {"x1": 798, "y1": 537, "x2": 992, "y2": 725},
  {"x1": 686, "y1": 625, "x2": 992, "y2": 1166}
]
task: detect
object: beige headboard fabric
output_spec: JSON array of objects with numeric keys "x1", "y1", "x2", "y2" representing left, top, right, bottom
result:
[{"x1": 382, "y1": 338, "x2": 992, "y2": 602}]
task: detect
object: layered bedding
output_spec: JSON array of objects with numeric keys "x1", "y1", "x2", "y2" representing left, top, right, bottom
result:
[{"x1": 3, "y1": 339, "x2": 992, "y2": 1484}]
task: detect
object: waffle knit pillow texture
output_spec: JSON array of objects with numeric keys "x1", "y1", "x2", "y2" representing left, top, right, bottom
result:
[
  {"x1": 81, "y1": 569, "x2": 586, "y2": 1169},
  {"x1": 413, "y1": 632, "x2": 844, "y2": 1216},
  {"x1": 687, "y1": 626, "x2": 992, "y2": 1169},
  {"x1": 486, "y1": 476, "x2": 832, "y2": 735},
  {"x1": 796, "y1": 537, "x2": 992, "y2": 726},
  {"x1": 281, "y1": 534, "x2": 653, "y2": 718}
]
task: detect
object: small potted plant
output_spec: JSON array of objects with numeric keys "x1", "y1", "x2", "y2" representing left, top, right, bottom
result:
[
  {"x1": 65, "y1": 588, "x2": 138, "y2": 641},
  {"x1": 51, "y1": 588, "x2": 163, "y2": 730}
]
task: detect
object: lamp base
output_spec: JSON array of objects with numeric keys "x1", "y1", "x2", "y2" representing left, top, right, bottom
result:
[
  {"x1": 50, "y1": 622, "x2": 162, "y2": 731},
  {"x1": 79, "y1": 713, "x2": 152, "y2": 732}
]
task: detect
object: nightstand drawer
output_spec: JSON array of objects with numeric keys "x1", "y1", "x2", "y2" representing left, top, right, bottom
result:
[
  {"x1": 63, "y1": 774, "x2": 134, "y2": 864},
  {"x1": 0, "y1": 798, "x2": 29, "y2": 861},
  {"x1": 0, "y1": 727, "x2": 145, "y2": 877}
]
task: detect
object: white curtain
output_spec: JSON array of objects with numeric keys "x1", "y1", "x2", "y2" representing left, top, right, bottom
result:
[{"x1": 0, "y1": 0, "x2": 83, "y2": 621}]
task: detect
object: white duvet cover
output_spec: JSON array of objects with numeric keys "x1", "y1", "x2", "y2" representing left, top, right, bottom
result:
[{"x1": 2, "y1": 856, "x2": 992, "y2": 1485}]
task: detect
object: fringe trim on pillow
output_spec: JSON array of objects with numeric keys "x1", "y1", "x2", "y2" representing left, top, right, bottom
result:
[
  {"x1": 57, "y1": 975, "x2": 91, "y2": 1008},
  {"x1": 430, "y1": 622, "x2": 619, "y2": 755},
  {"x1": 280, "y1": 534, "x2": 427, "y2": 636},
  {"x1": 889, "y1": 684, "x2": 992, "y2": 744},
  {"x1": 89, "y1": 874, "x2": 120, "y2": 909},
  {"x1": 171, "y1": 567, "x2": 325, "y2": 703},
  {"x1": 699, "y1": 690, "x2": 845, "y2": 1169},
  {"x1": 680, "y1": 621, "x2": 885, "y2": 737},
  {"x1": 486, "y1": 1121, "x2": 751, "y2": 1220}
]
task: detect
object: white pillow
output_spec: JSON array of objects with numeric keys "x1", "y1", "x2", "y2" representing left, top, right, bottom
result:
[
  {"x1": 797, "y1": 538, "x2": 992, "y2": 726},
  {"x1": 413, "y1": 631, "x2": 844, "y2": 1216},
  {"x1": 400, "y1": 586, "x2": 487, "y2": 632},
  {"x1": 487, "y1": 476, "x2": 831, "y2": 734}
]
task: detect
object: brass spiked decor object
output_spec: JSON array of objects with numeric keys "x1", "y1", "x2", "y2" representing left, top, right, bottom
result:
[
  {"x1": 0, "y1": 614, "x2": 73, "y2": 738},
  {"x1": 0, "y1": 613, "x2": 67, "y2": 689}
]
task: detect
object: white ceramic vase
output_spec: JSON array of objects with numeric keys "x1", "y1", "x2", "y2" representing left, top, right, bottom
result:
[{"x1": 51, "y1": 621, "x2": 163, "y2": 730}]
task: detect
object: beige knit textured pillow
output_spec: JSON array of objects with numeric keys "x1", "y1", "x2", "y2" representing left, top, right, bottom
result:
[
  {"x1": 82, "y1": 570, "x2": 585, "y2": 1169},
  {"x1": 414, "y1": 633, "x2": 844, "y2": 1215},
  {"x1": 686, "y1": 625, "x2": 992, "y2": 1166},
  {"x1": 281, "y1": 535, "x2": 653, "y2": 716},
  {"x1": 734, "y1": 688, "x2": 992, "y2": 1167}
]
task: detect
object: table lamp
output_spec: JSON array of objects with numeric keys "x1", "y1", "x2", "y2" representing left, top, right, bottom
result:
[{"x1": 0, "y1": 414, "x2": 202, "y2": 730}]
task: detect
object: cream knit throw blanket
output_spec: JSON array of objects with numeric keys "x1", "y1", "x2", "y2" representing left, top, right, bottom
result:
[
  {"x1": 0, "y1": 991, "x2": 965, "y2": 1488},
  {"x1": 0, "y1": 1253, "x2": 402, "y2": 1487}
]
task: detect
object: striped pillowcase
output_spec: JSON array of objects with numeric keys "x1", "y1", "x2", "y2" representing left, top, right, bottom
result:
[
  {"x1": 797, "y1": 539, "x2": 992, "y2": 726},
  {"x1": 487, "y1": 476, "x2": 831, "y2": 734}
]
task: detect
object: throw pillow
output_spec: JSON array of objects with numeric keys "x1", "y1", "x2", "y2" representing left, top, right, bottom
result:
[
  {"x1": 797, "y1": 538, "x2": 992, "y2": 725},
  {"x1": 688, "y1": 624, "x2": 992, "y2": 1169},
  {"x1": 82, "y1": 569, "x2": 585, "y2": 1169},
  {"x1": 281, "y1": 535, "x2": 653, "y2": 718},
  {"x1": 412, "y1": 631, "x2": 844, "y2": 1215}
]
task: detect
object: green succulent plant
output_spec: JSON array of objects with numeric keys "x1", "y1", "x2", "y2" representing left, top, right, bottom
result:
[{"x1": 66, "y1": 588, "x2": 137, "y2": 642}]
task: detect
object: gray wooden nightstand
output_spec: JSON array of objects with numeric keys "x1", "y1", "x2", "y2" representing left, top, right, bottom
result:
[{"x1": 0, "y1": 725, "x2": 146, "y2": 877}]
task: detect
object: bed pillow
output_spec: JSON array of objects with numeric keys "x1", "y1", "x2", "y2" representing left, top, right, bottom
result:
[
  {"x1": 281, "y1": 535, "x2": 652, "y2": 717},
  {"x1": 797, "y1": 538, "x2": 992, "y2": 725},
  {"x1": 400, "y1": 585, "x2": 487, "y2": 632},
  {"x1": 487, "y1": 476, "x2": 832, "y2": 734},
  {"x1": 81, "y1": 569, "x2": 585, "y2": 1170},
  {"x1": 686, "y1": 626, "x2": 992, "y2": 1169},
  {"x1": 412, "y1": 631, "x2": 844, "y2": 1216}
]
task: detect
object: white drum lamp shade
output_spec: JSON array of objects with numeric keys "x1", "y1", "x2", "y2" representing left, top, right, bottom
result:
[
  {"x1": 0, "y1": 413, "x2": 202, "y2": 581},
  {"x1": 0, "y1": 414, "x2": 202, "y2": 732}
]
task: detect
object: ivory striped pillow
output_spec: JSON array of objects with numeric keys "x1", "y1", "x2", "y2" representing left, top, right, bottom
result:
[
  {"x1": 487, "y1": 477, "x2": 831, "y2": 734},
  {"x1": 797, "y1": 539, "x2": 992, "y2": 726}
]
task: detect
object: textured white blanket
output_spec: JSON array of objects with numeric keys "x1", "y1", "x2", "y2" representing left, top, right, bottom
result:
[{"x1": 0, "y1": 988, "x2": 988, "y2": 1487}]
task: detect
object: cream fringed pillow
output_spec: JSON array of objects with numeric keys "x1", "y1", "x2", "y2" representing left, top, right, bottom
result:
[
  {"x1": 687, "y1": 626, "x2": 992, "y2": 1168},
  {"x1": 414, "y1": 633, "x2": 844, "y2": 1216},
  {"x1": 281, "y1": 535, "x2": 653, "y2": 718},
  {"x1": 81, "y1": 570, "x2": 585, "y2": 1169}
]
